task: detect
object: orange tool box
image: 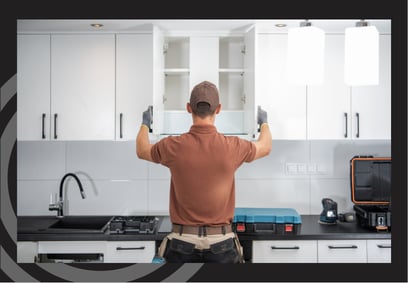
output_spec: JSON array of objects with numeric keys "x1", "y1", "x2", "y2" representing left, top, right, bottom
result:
[{"x1": 350, "y1": 156, "x2": 391, "y2": 231}]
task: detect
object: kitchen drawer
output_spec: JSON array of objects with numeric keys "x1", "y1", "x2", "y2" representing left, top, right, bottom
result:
[
  {"x1": 38, "y1": 241, "x2": 106, "y2": 254},
  {"x1": 252, "y1": 240, "x2": 317, "y2": 263},
  {"x1": 367, "y1": 239, "x2": 391, "y2": 263},
  {"x1": 104, "y1": 241, "x2": 155, "y2": 263},
  {"x1": 318, "y1": 240, "x2": 367, "y2": 263}
]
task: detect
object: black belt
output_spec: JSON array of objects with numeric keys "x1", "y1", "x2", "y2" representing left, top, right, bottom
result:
[{"x1": 172, "y1": 224, "x2": 232, "y2": 236}]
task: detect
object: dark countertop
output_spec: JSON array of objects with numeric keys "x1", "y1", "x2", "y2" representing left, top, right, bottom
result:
[{"x1": 17, "y1": 215, "x2": 391, "y2": 242}]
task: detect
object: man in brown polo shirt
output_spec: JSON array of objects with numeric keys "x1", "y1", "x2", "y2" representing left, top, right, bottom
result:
[{"x1": 136, "y1": 80, "x2": 272, "y2": 263}]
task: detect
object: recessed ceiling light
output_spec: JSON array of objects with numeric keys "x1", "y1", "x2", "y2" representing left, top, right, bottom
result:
[
  {"x1": 91, "y1": 23, "x2": 104, "y2": 28},
  {"x1": 275, "y1": 24, "x2": 287, "y2": 28}
]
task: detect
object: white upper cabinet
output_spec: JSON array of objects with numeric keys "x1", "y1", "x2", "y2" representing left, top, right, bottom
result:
[
  {"x1": 351, "y1": 34, "x2": 391, "y2": 140},
  {"x1": 17, "y1": 34, "x2": 51, "y2": 141},
  {"x1": 256, "y1": 33, "x2": 307, "y2": 139},
  {"x1": 116, "y1": 33, "x2": 154, "y2": 140},
  {"x1": 156, "y1": 30, "x2": 256, "y2": 137},
  {"x1": 17, "y1": 21, "x2": 390, "y2": 141},
  {"x1": 307, "y1": 35, "x2": 351, "y2": 139},
  {"x1": 51, "y1": 34, "x2": 115, "y2": 140},
  {"x1": 308, "y1": 34, "x2": 390, "y2": 140}
]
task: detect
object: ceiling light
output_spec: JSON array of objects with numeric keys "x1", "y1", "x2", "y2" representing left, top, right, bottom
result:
[
  {"x1": 275, "y1": 23, "x2": 287, "y2": 28},
  {"x1": 286, "y1": 20, "x2": 325, "y2": 85},
  {"x1": 90, "y1": 23, "x2": 104, "y2": 28},
  {"x1": 344, "y1": 20, "x2": 379, "y2": 86}
]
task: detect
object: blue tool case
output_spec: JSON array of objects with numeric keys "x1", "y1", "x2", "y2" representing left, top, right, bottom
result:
[{"x1": 232, "y1": 207, "x2": 302, "y2": 235}]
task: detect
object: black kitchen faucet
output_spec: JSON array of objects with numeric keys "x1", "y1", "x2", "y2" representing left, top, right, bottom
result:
[{"x1": 49, "y1": 173, "x2": 86, "y2": 217}]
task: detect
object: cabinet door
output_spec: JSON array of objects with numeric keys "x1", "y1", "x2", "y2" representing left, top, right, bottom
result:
[
  {"x1": 17, "y1": 34, "x2": 51, "y2": 141},
  {"x1": 256, "y1": 33, "x2": 307, "y2": 139},
  {"x1": 307, "y1": 35, "x2": 351, "y2": 139},
  {"x1": 252, "y1": 240, "x2": 317, "y2": 263},
  {"x1": 51, "y1": 34, "x2": 115, "y2": 140},
  {"x1": 367, "y1": 239, "x2": 391, "y2": 263},
  {"x1": 152, "y1": 26, "x2": 165, "y2": 135},
  {"x1": 243, "y1": 26, "x2": 256, "y2": 137},
  {"x1": 38, "y1": 241, "x2": 106, "y2": 254},
  {"x1": 318, "y1": 240, "x2": 367, "y2": 262},
  {"x1": 17, "y1": 241, "x2": 38, "y2": 263},
  {"x1": 351, "y1": 34, "x2": 391, "y2": 140},
  {"x1": 105, "y1": 241, "x2": 155, "y2": 263},
  {"x1": 116, "y1": 34, "x2": 153, "y2": 140}
]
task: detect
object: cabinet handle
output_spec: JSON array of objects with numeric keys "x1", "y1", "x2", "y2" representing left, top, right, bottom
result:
[
  {"x1": 116, "y1": 247, "x2": 145, "y2": 251},
  {"x1": 377, "y1": 244, "x2": 391, "y2": 249},
  {"x1": 355, "y1": 113, "x2": 360, "y2": 138},
  {"x1": 344, "y1": 112, "x2": 348, "y2": 138},
  {"x1": 120, "y1": 113, "x2": 123, "y2": 139},
  {"x1": 54, "y1": 113, "x2": 58, "y2": 139},
  {"x1": 42, "y1": 113, "x2": 46, "y2": 139},
  {"x1": 328, "y1": 245, "x2": 358, "y2": 249},
  {"x1": 271, "y1": 246, "x2": 300, "y2": 250}
]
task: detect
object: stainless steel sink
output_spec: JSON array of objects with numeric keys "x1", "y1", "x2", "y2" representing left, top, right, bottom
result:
[{"x1": 46, "y1": 216, "x2": 113, "y2": 234}]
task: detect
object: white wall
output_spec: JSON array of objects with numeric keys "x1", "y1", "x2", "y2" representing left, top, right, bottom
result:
[{"x1": 17, "y1": 139, "x2": 390, "y2": 216}]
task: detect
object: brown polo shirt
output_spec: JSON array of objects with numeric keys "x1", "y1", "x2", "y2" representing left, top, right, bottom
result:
[{"x1": 151, "y1": 124, "x2": 256, "y2": 226}]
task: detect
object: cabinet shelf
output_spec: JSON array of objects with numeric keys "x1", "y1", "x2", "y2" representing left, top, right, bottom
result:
[
  {"x1": 164, "y1": 68, "x2": 190, "y2": 76},
  {"x1": 219, "y1": 68, "x2": 244, "y2": 75}
]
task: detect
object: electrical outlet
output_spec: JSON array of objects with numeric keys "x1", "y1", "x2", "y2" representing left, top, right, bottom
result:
[
  {"x1": 297, "y1": 163, "x2": 307, "y2": 174},
  {"x1": 286, "y1": 163, "x2": 298, "y2": 174},
  {"x1": 307, "y1": 163, "x2": 317, "y2": 174}
]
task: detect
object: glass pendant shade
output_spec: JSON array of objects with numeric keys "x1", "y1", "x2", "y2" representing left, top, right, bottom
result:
[
  {"x1": 286, "y1": 25, "x2": 325, "y2": 85},
  {"x1": 344, "y1": 25, "x2": 379, "y2": 86}
]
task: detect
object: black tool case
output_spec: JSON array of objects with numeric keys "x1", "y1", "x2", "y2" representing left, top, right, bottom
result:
[{"x1": 350, "y1": 156, "x2": 391, "y2": 231}]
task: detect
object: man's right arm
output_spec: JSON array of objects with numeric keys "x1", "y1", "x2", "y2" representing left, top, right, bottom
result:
[{"x1": 252, "y1": 107, "x2": 272, "y2": 160}]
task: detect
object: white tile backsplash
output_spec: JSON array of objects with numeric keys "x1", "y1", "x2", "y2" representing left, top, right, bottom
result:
[
  {"x1": 148, "y1": 180, "x2": 170, "y2": 215},
  {"x1": 17, "y1": 139, "x2": 391, "y2": 216},
  {"x1": 18, "y1": 180, "x2": 59, "y2": 215},
  {"x1": 66, "y1": 141, "x2": 148, "y2": 180},
  {"x1": 236, "y1": 179, "x2": 311, "y2": 214},
  {"x1": 310, "y1": 140, "x2": 391, "y2": 179},
  {"x1": 236, "y1": 141, "x2": 310, "y2": 179},
  {"x1": 64, "y1": 180, "x2": 148, "y2": 215},
  {"x1": 17, "y1": 141, "x2": 66, "y2": 180}
]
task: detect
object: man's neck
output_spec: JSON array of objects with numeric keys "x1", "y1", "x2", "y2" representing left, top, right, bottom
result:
[{"x1": 192, "y1": 115, "x2": 215, "y2": 126}]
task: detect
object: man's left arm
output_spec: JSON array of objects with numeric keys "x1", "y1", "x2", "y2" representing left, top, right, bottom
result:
[{"x1": 136, "y1": 107, "x2": 154, "y2": 162}]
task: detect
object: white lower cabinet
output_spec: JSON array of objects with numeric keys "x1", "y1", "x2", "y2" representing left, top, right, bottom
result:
[
  {"x1": 252, "y1": 240, "x2": 318, "y2": 263},
  {"x1": 17, "y1": 241, "x2": 38, "y2": 263},
  {"x1": 104, "y1": 241, "x2": 155, "y2": 263},
  {"x1": 367, "y1": 239, "x2": 391, "y2": 263},
  {"x1": 317, "y1": 240, "x2": 367, "y2": 263},
  {"x1": 20, "y1": 241, "x2": 155, "y2": 263}
]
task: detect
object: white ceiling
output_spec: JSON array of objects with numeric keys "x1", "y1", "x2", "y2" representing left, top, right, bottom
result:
[{"x1": 17, "y1": 19, "x2": 391, "y2": 34}]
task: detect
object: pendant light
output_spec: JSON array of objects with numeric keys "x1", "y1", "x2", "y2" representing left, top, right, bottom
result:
[
  {"x1": 344, "y1": 20, "x2": 379, "y2": 86},
  {"x1": 286, "y1": 20, "x2": 325, "y2": 85}
]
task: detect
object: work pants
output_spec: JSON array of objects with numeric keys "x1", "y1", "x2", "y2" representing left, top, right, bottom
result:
[{"x1": 158, "y1": 232, "x2": 244, "y2": 263}]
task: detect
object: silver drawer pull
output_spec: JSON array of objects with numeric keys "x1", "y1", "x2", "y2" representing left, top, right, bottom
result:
[
  {"x1": 328, "y1": 245, "x2": 358, "y2": 249},
  {"x1": 377, "y1": 244, "x2": 391, "y2": 249},
  {"x1": 116, "y1": 247, "x2": 145, "y2": 251},
  {"x1": 271, "y1": 246, "x2": 300, "y2": 250}
]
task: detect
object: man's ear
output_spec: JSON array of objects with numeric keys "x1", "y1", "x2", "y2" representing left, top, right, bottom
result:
[
  {"x1": 186, "y1": 103, "x2": 193, "y2": 113},
  {"x1": 215, "y1": 104, "x2": 221, "y2": 114}
]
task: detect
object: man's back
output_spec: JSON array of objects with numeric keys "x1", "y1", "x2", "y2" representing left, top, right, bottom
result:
[{"x1": 151, "y1": 124, "x2": 256, "y2": 226}]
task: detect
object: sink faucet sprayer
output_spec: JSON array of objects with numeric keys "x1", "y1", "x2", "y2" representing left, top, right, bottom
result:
[{"x1": 49, "y1": 173, "x2": 86, "y2": 218}]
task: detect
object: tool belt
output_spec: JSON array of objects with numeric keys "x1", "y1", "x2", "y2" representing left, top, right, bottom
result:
[{"x1": 172, "y1": 224, "x2": 232, "y2": 236}]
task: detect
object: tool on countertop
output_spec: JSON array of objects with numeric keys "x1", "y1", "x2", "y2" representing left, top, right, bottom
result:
[{"x1": 319, "y1": 198, "x2": 338, "y2": 225}]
